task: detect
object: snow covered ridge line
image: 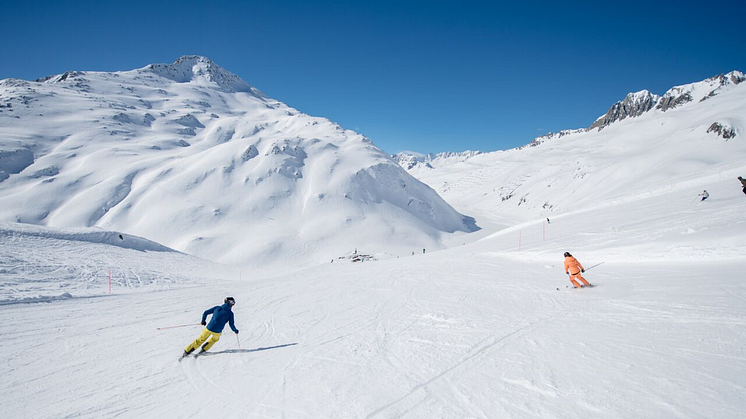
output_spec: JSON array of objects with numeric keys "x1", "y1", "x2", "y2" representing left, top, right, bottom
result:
[
  {"x1": 591, "y1": 70, "x2": 745, "y2": 130},
  {"x1": 522, "y1": 70, "x2": 745, "y2": 148},
  {"x1": 0, "y1": 55, "x2": 472, "y2": 266},
  {"x1": 0, "y1": 222, "x2": 176, "y2": 253},
  {"x1": 35, "y1": 55, "x2": 265, "y2": 96},
  {"x1": 143, "y1": 55, "x2": 265, "y2": 96},
  {"x1": 399, "y1": 71, "x2": 744, "y2": 157}
]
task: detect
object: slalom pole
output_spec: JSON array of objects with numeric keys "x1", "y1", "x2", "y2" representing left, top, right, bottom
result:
[
  {"x1": 156, "y1": 324, "x2": 200, "y2": 331},
  {"x1": 518, "y1": 230, "x2": 522, "y2": 250},
  {"x1": 585, "y1": 261, "x2": 605, "y2": 272}
]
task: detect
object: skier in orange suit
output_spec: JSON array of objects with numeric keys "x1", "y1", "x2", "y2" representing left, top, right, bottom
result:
[{"x1": 564, "y1": 252, "x2": 591, "y2": 288}]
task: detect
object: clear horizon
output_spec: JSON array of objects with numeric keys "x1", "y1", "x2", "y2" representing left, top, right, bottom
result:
[{"x1": 2, "y1": 0, "x2": 744, "y2": 154}]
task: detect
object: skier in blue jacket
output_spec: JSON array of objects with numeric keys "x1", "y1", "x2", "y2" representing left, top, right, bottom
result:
[{"x1": 183, "y1": 297, "x2": 239, "y2": 356}]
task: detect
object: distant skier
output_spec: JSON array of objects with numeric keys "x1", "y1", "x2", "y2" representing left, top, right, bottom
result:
[
  {"x1": 564, "y1": 252, "x2": 591, "y2": 288},
  {"x1": 699, "y1": 190, "x2": 709, "y2": 201},
  {"x1": 546, "y1": 218, "x2": 550, "y2": 224},
  {"x1": 739, "y1": 176, "x2": 746, "y2": 195},
  {"x1": 183, "y1": 297, "x2": 239, "y2": 357}
]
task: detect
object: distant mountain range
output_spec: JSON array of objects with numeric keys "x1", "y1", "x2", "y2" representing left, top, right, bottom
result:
[
  {"x1": 0, "y1": 56, "x2": 475, "y2": 267},
  {"x1": 391, "y1": 150, "x2": 483, "y2": 170},
  {"x1": 396, "y1": 70, "x2": 745, "y2": 223},
  {"x1": 528, "y1": 71, "x2": 744, "y2": 148},
  {"x1": 394, "y1": 71, "x2": 744, "y2": 171}
]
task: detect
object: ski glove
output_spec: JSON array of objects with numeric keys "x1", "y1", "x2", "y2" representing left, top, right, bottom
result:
[
  {"x1": 581, "y1": 269, "x2": 585, "y2": 273},
  {"x1": 201, "y1": 321, "x2": 207, "y2": 326},
  {"x1": 565, "y1": 272, "x2": 569, "y2": 275},
  {"x1": 235, "y1": 330, "x2": 239, "y2": 334}
]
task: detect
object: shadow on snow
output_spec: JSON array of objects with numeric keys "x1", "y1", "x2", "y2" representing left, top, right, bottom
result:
[{"x1": 201, "y1": 343, "x2": 298, "y2": 356}]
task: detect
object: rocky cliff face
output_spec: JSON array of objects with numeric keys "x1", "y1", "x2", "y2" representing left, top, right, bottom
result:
[{"x1": 589, "y1": 90, "x2": 659, "y2": 131}]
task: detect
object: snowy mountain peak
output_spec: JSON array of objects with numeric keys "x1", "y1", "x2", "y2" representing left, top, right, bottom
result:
[
  {"x1": 545, "y1": 70, "x2": 744, "y2": 135},
  {"x1": 36, "y1": 71, "x2": 86, "y2": 84},
  {"x1": 0, "y1": 57, "x2": 473, "y2": 267},
  {"x1": 589, "y1": 89, "x2": 659, "y2": 130},
  {"x1": 143, "y1": 55, "x2": 264, "y2": 95},
  {"x1": 658, "y1": 70, "x2": 745, "y2": 111}
]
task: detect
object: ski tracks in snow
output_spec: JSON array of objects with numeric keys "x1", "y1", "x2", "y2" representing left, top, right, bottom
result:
[{"x1": 364, "y1": 317, "x2": 550, "y2": 419}]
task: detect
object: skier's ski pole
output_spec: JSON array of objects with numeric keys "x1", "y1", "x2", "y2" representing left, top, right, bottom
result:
[
  {"x1": 236, "y1": 334, "x2": 242, "y2": 352},
  {"x1": 584, "y1": 261, "x2": 605, "y2": 272},
  {"x1": 156, "y1": 324, "x2": 200, "y2": 331}
]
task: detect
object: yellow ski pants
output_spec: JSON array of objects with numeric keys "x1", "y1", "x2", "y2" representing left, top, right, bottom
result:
[{"x1": 185, "y1": 328, "x2": 222, "y2": 353}]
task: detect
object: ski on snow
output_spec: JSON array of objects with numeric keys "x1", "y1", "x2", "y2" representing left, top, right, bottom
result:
[
  {"x1": 179, "y1": 351, "x2": 206, "y2": 361},
  {"x1": 556, "y1": 284, "x2": 595, "y2": 291}
]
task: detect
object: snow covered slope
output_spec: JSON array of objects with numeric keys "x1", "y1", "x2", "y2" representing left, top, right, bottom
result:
[
  {"x1": 2, "y1": 68, "x2": 745, "y2": 418},
  {"x1": 404, "y1": 71, "x2": 746, "y2": 235},
  {"x1": 0, "y1": 56, "x2": 473, "y2": 267},
  {"x1": 2, "y1": 172, "x2": 745, "y2": 418},
  {"x1": 0, "y1": 222, "x2": 234, "y2": 304},
  {"x1": 391, "y1": 150, "x2": 483, "y2": 170}
]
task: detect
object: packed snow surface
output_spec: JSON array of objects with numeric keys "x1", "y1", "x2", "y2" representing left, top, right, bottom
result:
[{"x1": 2, "y1": 181, "x2": 745, "y2": 418}]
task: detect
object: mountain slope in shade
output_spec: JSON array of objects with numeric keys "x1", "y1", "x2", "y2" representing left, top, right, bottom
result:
[{"x1": 0, "y1": 56, "x2": 474, "y2": 267}]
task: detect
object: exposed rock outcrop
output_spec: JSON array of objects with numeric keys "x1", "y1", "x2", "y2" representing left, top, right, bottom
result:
[
  {"x1": 707, "y1": 122, "x2": 736, "y2": 139},
  {"x1": 590, "y1": 90, "x2": 659, "y2": 130}
]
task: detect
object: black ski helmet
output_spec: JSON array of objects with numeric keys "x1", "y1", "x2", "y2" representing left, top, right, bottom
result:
[
  {"x1": 564, "y1": 252, "x2": 571, "y2": 257},
  {"x1": 225, "y1": 297, "x2": 236, "y2": 306}
]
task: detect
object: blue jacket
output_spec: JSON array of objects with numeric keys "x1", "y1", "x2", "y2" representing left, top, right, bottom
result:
[{"x1": 202, "y1": 303, "x2": 238, "y2": 334}]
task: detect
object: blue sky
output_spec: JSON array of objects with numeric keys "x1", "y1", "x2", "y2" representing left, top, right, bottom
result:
[{"x1": 2, "y1": 0, "x2": 744, "y2": 154}]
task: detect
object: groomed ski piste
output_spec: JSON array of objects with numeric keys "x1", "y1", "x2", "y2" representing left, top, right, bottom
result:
[{"x1": 2, "y1": 171, "x2": 745, "y2": 418}]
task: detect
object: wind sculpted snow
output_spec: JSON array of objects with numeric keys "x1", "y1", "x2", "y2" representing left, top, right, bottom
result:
[{"x1": 0, "y1": 56, "x2": 474, "y2": 268}]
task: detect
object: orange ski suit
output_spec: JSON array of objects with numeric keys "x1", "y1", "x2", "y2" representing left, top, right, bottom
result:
[{"x1": 564, "y1": 256, "x2": 590, "y2": 288}]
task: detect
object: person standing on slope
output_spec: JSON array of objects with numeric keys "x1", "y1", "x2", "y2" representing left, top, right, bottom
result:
[
  {"x1": 564, "y1": 252, "x2": 591, "y2": 288},
  {"x1": 739, "y1": 176, "x2": 746, "y2": 195},
  {"x1": 183, "y1": 297, "x2": 239, "y2": 356},
  {"x1": 699, "y1": 190, "x2": 709, "y2": 201}
]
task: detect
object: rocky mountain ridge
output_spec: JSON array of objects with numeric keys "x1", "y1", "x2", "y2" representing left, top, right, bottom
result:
[
  {"x1": 394, "y1": 71, "x2": 744, "y2": 162},
  {"x1": 526, "y1": 70, "x2": 744, "y2": 148}
]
